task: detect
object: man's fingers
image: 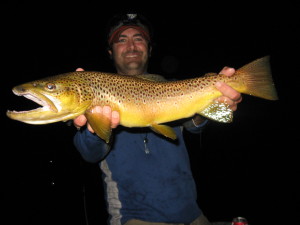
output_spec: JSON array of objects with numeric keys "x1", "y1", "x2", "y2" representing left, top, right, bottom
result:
[
  {"x1": 219, "y1": 66, "x2": 235, "y2": 76},
  {"x1": 103, "y1": 106, "x2": 112, "y2": 121},
  {"x1": 213, "y1": 66, "x2": 242, "y2": 112},
  {"x1": 87, "y1": 124, "x2": 95, "y2": 133},
  {"x1": 215, "y1": 81, "x2": 242, "y2": 102},
  {"x1": 111, "y1": 111, "x2": 120, "y2": 129},
  {"x1": 74, "y1": 114, "x2": 87, "y2": 128},
  {"x1": 92, "y1": 106, "x2": 120, "y2": 129},
  {"x1": 215, "y1": 96, "x2": 238, "y2": 111}
]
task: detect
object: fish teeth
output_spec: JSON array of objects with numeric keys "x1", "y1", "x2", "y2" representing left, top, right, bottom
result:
[
  {"x1": 23, "y1": 94, "x2": 47, "y2": 107},
  {"x1": 8, "y1": 93, "x2": 49, "y2": 114}
]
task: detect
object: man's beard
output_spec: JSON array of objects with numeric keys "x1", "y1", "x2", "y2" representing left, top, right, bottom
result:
[{"x1": 116, "y1": 50, "x2": 149, "y2": 74}]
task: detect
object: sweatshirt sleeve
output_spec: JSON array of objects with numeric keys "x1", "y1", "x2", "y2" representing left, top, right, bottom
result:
[
  {"x1": 183, "y1": 118, "x2": 208, "y2": 134},
  {"x1": 73, "y1": 128, "x2": 110, "y2": 163}
]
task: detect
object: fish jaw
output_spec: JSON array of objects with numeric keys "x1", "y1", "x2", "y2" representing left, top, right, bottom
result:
[
  {"x1": 14, "y1": 84, "x2": 58, "y2": 111},
  {"x1": 7, "y1": 83, "x2": 90, "y2": 124}
]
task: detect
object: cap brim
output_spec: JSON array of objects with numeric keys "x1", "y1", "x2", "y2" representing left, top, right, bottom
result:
[{"x1": 108, "y1": 25, "x2": 150, "y2": 46}]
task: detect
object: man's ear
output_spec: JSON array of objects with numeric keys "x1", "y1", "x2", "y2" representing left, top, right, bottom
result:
[
  {"x1": 148, "y1": 46, "x2": 152, "y2": 57},
  {"x1": 108, "y1": 49, "x2": 113, "y2": 59}
]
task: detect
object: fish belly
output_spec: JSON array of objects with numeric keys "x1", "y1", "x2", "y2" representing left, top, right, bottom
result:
[{"x1": 118, "y1": 90, "x2": 220, "y2": 127}]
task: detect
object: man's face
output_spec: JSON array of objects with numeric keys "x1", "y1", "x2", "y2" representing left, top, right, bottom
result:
[{"x1": 108, "y1": 28, "x2": 150, "y2": 75}]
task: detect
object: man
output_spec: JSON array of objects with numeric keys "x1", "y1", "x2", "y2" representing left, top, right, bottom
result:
[{"x1": 73, "y1": 13, "x2": 242, "y2": 225}]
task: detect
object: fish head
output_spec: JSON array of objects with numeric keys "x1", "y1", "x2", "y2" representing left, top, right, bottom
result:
[{"x1": 7, "y1": 75, "x2": 93, "y2": 124}]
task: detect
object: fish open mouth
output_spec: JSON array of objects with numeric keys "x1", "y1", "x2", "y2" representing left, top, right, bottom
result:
[
  {"x1": 7, "y1": 87, "x2": 59, "y2": 122},
  {"x1": 8, "y1": 91, "x2": 54, "y2": 114}
]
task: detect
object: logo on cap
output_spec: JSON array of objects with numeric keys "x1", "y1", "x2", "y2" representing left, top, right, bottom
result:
[{"x1": 127, "y1": 14, "x2": 137, "y2": 20}]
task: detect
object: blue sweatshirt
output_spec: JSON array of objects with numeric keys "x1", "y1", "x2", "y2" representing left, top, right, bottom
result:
[{"x1": 74, "y1": 121, "x2": 207, "y2": 225}]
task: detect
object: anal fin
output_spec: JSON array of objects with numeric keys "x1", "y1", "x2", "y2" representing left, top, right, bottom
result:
[
  {"x1": 150, "y1": 124, "x2": 177, "y2": 140},
  {"x1": 199, "y1": 102, "x2": 233, "y2": 123},
  {"x1": 85, "y1": 110, "x2": 112, "y2": 143}
]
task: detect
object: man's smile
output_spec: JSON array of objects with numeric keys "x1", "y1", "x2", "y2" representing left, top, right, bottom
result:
[{"x1": 124, "y1": 51, "x2": 142, "y2": 58}]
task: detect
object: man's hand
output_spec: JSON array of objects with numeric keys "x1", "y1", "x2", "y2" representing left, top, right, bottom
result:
[
  {"x1": 74, "y1": 106, "x2": 120, "y2": 133},
  {"x1": 73, "y1": 68, "x2": 120, "y2": 133},
  {"x1": 192, "y1": 66, "x2": 242, "y2": 126},
  {"x1": 215, "y1": 66, "x2": 242, "y2": 111}
]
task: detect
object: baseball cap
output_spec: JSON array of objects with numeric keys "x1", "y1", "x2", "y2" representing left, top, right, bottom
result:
[{"x1": 107, "y1": 13, "x2": 152, "y2": 47}]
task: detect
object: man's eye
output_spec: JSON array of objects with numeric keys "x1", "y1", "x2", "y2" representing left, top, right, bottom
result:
[{"x1": 118, "y1": 39, "x2": 126, "y2": 43}]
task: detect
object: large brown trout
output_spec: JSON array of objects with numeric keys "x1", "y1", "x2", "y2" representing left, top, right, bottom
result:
[{"x1": 7, "y1": 56, "x2": 278, "y2": 143}]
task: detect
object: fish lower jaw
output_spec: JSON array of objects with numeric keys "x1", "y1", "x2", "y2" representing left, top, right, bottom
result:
[
  {"x1": 7, "y1": 105, "x2": 52, "y2": 114},
  {"x1": 6, "y1": 106, "x2": 56, "y2": 124}
]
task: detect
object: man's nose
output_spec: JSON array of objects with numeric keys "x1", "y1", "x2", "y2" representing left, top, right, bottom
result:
[{"x1": 127, "y1": 39, "x2": 137, "y2": 50}]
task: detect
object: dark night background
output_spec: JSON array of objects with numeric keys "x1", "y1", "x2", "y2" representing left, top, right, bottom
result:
[{"x1": 2, "y1": 2, "x2": 299, "y2": 225}]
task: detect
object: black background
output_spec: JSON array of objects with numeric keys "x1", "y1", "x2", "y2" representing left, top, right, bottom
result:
[{"x1": 2, "y1": 2, "x2": 299, "y2": 225}]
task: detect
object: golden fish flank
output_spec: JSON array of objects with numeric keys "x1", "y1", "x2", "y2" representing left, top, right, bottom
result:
[{"x1": 7, "y1": 56, "x2": 278, "y2": 143}]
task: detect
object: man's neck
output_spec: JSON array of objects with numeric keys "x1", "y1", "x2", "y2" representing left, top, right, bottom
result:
[{"x1": 117, "y1": 69, "x2": 147, "y2": 76}]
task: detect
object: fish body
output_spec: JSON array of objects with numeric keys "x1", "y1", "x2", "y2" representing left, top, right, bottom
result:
[{"x1": 7, "y1": 56, "x2": 278, "y2": 143}]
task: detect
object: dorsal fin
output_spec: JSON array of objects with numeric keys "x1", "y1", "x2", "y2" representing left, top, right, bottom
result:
[{"x1": 133, "y1": 74, "x2": 167, "y2": 82}]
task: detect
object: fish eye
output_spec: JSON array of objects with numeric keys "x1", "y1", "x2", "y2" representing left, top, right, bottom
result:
[{"x1": 46, "y1": 83, "x2": 56, "y2": 90}]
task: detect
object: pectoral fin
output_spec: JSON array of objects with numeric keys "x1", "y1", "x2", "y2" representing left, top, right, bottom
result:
[
  {"x1": 150, "y1": 124, "x2": 177, "y2": 140},
  {"x1": 199, "y1": 102, "x2": 233, "y2": 123},
  {"x1": 85, "y1": 110, "x2": 112, "y2": 143}
]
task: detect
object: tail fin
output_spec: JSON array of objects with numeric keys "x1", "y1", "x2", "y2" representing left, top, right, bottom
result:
[{"x1": 236, "y1": 56, "x2": 278, "y2": 100}]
